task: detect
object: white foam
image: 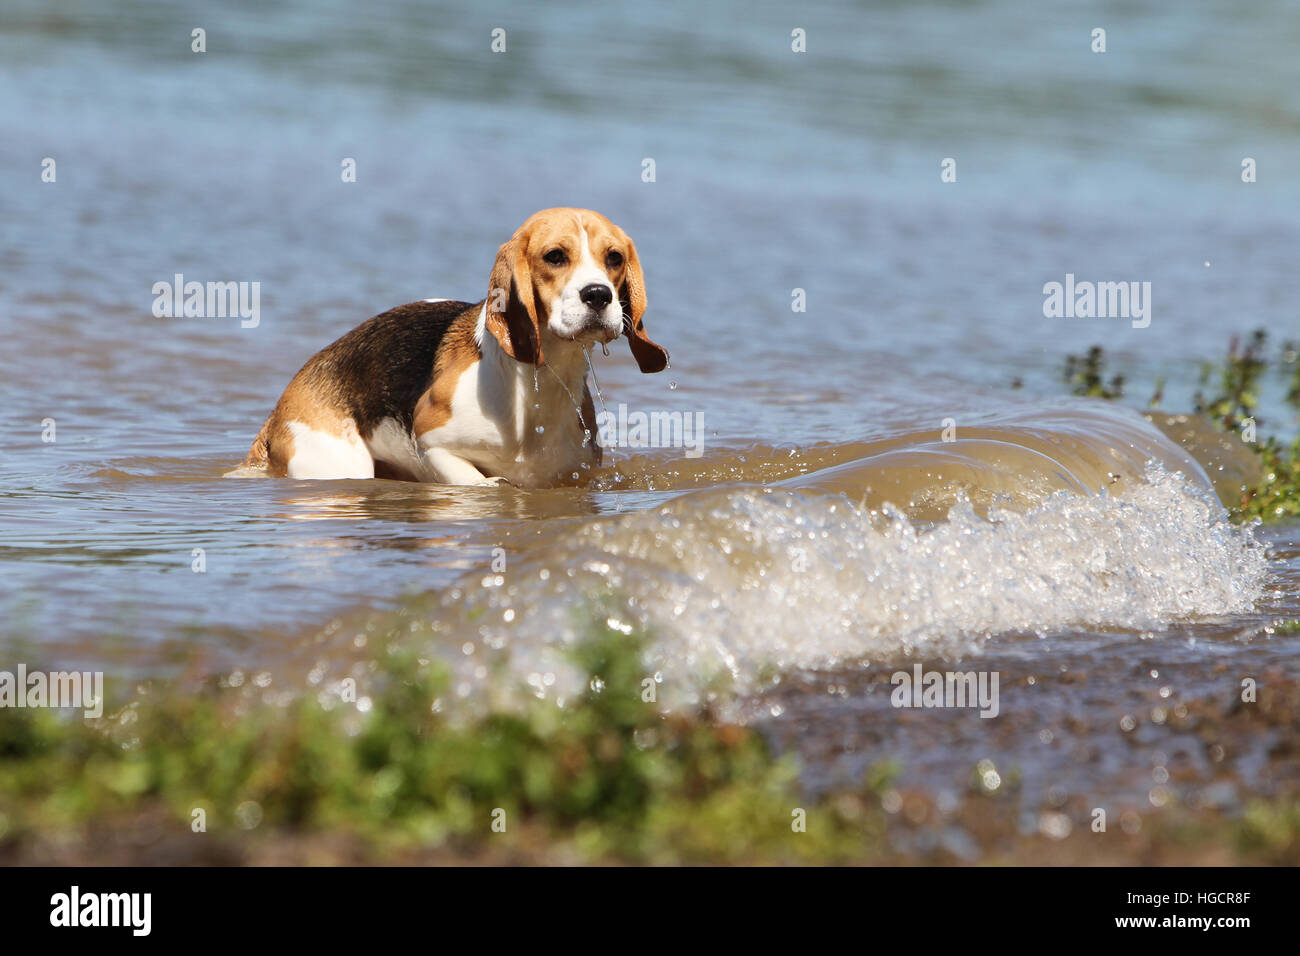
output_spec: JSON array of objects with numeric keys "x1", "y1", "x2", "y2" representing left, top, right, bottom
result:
[{"x1": 416, "y1": 464, "x2": 1268, "y2": 715}]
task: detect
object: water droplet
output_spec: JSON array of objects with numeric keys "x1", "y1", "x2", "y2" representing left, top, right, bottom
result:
[
  {"x1": 668, "y1": 381, "x2": 678, "y2": 390},
  {"x1": 535, "y1": 425, "x2": 545, "y2": 434},
  {"x1": 1038, "y1": 811, "x2": 1071, "y2": 839},
  {"x1": 235, "y1": 801, "x2": 263, "y2": 830}
]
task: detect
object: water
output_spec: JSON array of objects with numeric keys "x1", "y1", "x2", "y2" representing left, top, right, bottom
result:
[{"x1": 3, "y1": 0, "x2": 1299, "y2": 816}]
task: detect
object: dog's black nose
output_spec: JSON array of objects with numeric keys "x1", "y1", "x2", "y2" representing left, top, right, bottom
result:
[{"x1": 579, "y1": 284, "x2": 613, "y2": 310}]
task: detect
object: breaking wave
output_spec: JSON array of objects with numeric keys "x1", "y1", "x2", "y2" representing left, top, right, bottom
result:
[{"x1": 413, "y1": 462, "x2": 1268, "y2": 713}]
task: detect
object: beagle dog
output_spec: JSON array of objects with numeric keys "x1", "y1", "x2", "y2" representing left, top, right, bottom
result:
[{"x1": 235, "y1": 208, "x2": 667, "y2": 487}]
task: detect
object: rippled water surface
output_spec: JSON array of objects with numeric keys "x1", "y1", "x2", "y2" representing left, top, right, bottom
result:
[{"x1": 3, "y1": 0, "x2": 1299, "y2": 815}]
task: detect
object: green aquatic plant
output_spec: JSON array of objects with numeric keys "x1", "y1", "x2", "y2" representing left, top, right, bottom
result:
[
  {"x1": 1192, "y1": 329, "x2": 1300, "y2": 520},
  {"x1": 1194, "y1": 329, "x2": 1268, "y2": 431},
  {"x1": 0, "y1": 612, "x2": 880, "y2": 864},
  {"x1": 1239, "y1": 437, "x2": 1300, "y2": 520},
  {"x1": 1280, "y1": 339, "x2": 1300, "y2": 408},
  {"x1": 1237, "y1": 800, "x2": 1300, "y2": 863},
  {"x1": 4, "y1": 609, "x2": 1300, "y2": 865},
  {"x1": 1063, "y1": 346, "x2": 1124, "y2": 399},
  {"x1": 1061, "y1": 336, "x2": 1300, "y2": 522},
  {"x1": 1147, "y1": 376, "x2": 1166, "y2": 409}
]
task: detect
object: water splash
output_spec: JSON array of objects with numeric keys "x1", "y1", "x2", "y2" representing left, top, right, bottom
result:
[
  {"x1": 583, "y1": 346, "x2": 622, "y2": 509},
  {"x1": 410, "y1": 464, "x2": 1269, "y2": 717},
  {"x1": 543, "y1": 361, "x2": 589, "y2": 441}
]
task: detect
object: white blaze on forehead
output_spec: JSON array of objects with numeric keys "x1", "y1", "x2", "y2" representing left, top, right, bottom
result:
[
  {"x1": 565, "y1": 221, "x2": 612, "y2": 299},
  {"x1": 577, "y1": 219, "x2": 591, "y2": 261},
  {"x1": 546, "y1": 215, "x2": 622, "y2": 339}
]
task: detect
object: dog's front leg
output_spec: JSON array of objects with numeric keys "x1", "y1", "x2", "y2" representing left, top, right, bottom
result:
[{"x1": 422, "y1": 448, "x2": 507, "y2": 487}]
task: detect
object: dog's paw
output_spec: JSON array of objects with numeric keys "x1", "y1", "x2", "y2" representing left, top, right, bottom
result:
[{"x1": 475, "y1": 475, "x2": 514, "y2": 487}]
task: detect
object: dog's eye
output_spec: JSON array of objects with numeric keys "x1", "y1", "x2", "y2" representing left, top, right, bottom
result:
[
  {"x1": 605, "y1": 250, "x2": 624, "y2": 269},
  {"x1": 543, "y1": 249, "x2": 567, "y2": 266}
]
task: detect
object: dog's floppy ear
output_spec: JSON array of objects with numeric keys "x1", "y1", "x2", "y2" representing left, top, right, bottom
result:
[
  {"x1": 487, "y1": 230, "x2": 543, "y2": 365},
  {"x1": 619, "y1": 237, "x2": 668, "y2": 373}
]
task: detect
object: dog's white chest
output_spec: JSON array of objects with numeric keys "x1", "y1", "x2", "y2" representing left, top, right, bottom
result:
[{"x1": 417, "y1": 359, "x2": 597, "y2": 487}]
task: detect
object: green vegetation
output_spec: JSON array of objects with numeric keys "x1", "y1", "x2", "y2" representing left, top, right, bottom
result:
[
  {"x1": 5, "y1": 610, "x2": 1298, "y2": 865},
  {"x1": 1193, "y1": 329, "x2": 1269, "y2": 431},
  {"x1": 1064, "y1": 346, "x2": 1125, "y2": 399},
  {"x1": 0, "y1": 615, "x2": 883, "y2": 864},
  {"x1": 1242, "y1": 438, "x2": 1300, "y2": 520},
  {"x1": 1064, "y1": 330, "x2": 1300, "y2": 521}
]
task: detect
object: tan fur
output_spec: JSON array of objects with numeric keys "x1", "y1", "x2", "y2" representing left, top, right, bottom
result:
[
  {"x1": 485, "y1": 208, "x2": 667, "y2": 372},
  {"x1": 412, "y1": 310, "x2": 479, "y2": 435},
  {"x1": 242, "y1": 375, "x2": 354, "y2": 478}
]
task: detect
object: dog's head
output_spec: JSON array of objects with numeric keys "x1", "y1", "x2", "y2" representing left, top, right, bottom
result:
[{"x1": 486, "y1": 207, "x2": 668, "y2": 372}]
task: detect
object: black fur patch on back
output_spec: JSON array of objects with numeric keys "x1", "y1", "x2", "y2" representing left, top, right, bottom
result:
[{"x1": 296, "y1": 299, "x2": 479, "y2": 433}]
